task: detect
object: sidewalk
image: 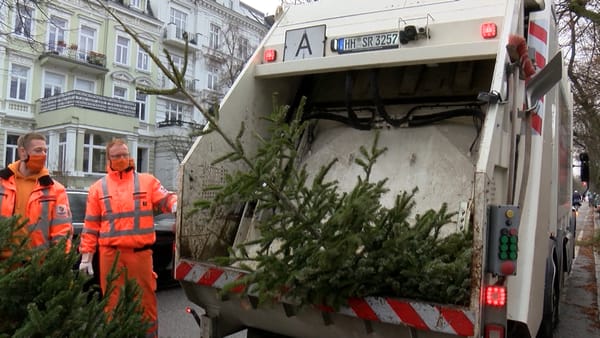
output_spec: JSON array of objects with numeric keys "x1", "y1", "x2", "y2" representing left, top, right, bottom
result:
[
  {"x1": 594, "y1": 207, "x2": 600, "y2": 323},
  {"x1": 556, "y1": 205, "x2": 600, "y2": 338}
]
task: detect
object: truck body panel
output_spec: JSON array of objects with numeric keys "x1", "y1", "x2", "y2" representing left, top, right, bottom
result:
[{"x1": 175, "y1": 0, "x2": 574, "y2": 337}]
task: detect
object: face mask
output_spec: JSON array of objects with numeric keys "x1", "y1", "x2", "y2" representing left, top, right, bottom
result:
[
  {"x1": 25, "y1": 154, "x2": 46, "y2": 172},
  {"x1": 110, "y1": 158, "x2": 130, "y2": 172}
]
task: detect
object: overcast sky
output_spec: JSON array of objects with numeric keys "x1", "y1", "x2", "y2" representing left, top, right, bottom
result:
[{"x1": 243, "y1": 0, "x2": 281, "y2": 15}]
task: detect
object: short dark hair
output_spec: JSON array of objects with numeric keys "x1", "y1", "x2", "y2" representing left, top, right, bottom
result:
[{"x1": 17, "y1": 132, "x2": 46, "y2": 149}]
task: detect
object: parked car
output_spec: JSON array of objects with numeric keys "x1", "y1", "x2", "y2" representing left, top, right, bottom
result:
[{"x1": 67, "y1": 189, "x2": 177, "y2": 289}]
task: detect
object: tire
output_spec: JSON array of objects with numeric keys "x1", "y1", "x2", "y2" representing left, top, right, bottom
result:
[{"x1": 537, "y1": 254, "x2": 559, "y2": 338}]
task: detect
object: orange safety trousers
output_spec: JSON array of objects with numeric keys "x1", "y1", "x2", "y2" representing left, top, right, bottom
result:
[{"x1": 99, "y1": 246, "x2": 158, "y2": 337}]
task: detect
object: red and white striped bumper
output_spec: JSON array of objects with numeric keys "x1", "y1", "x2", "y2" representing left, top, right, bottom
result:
[{"x1": 175, "y1": 259, "x2": 475, "y2": 336}]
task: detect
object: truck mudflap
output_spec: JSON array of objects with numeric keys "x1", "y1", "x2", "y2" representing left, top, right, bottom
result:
[{"x1": 175, "y1": 259, "x2": 476, "y2": 337}]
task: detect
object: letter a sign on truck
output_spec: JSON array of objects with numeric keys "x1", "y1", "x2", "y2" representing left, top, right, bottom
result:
[{"x1": 283, "y1": 25, "x2": 326, "y2": 61}]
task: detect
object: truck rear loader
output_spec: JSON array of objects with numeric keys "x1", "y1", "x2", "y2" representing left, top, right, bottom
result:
[{"x1": 174, "y1": 0, "x2": 585, "y2": 337}]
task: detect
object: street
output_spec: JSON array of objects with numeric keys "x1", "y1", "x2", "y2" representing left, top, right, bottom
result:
[
  {"x1": 158, "y1": 285, "x2": 204, "y2": 338},
  {"x1": 556, "y1": 204, "x2": 600, "y2": 338}
]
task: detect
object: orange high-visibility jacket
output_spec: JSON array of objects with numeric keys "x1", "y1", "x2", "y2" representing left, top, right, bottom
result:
[
  {"x1": 0, "y1": 167, "x2": 73, "y2": 252},
  {"x1": 79, "y1": 168, "x2": 177, "y2": 253}
]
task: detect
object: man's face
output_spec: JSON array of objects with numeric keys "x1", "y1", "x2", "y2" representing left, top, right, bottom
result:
[
  {"x1": 20, "y1": 139, "x2": 47, "y2": 160},
  {"x1": 108, "y1": 144, "x2": 130, "y2": 160}
]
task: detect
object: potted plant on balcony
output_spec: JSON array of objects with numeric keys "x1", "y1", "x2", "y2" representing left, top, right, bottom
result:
[
  {"x1": 57, "y1": 40, "x2": 66, "y2": 47},
  {"x1": 69, "y1": 43, "x2": 78, "y2": 51},
  {"x1": 87, "y1": 51, "x2": 105, "y2": 66}
]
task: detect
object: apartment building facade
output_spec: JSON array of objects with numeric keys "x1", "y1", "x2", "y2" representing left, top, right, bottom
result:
[
  {"x1": 0, "y1": 0, "x2": 267, "y2": 190},
  {"x1": 152, "y1": 0, "x2": 268, "y2": 190}
]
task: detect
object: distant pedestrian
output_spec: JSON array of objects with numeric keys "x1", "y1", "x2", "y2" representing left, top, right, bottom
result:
[{"x1": 573, "y1": 190, "x2": 582, "y2": 208}]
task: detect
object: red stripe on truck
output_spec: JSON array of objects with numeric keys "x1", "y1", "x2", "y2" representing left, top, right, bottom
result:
[{"x1": 440, "y1": 307, "x2": 476, "y2": 336}]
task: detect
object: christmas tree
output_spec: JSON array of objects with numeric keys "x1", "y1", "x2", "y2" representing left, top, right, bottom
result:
[
  {"x1": 197, "y1": 100, "x2": 473, "y2": 310},
  {"x1": 0, "y1": 216, "x2": 149, "y2": 337}
]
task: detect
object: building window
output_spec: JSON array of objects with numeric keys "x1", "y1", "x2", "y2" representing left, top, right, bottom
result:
[
  {"x1": 4, "y1": 134, "x2": 19, "y2": 166},
  {"x1": 209, "y1": 23, "x2": 220, "y2": 50},
  {"x1": 43, "y1": 72, "x2": 65, "y2": 98},
  {"x1": 207, "y1": 66, "x2": 219, "y2": 90},
  {"x1": 83, "y1": 133, "x2": 109, "y2": 173},
  {"x1": 165, "y1": 101, "x2": 184, "y2": 122},
  {"x1": 137, "y1": 42, "x2": 150, "y2": 71},
  {"x1": 171, "y1": 54, "x2": 183, "y2": 71},
  {"x1": 9, "y1": 64, "x2": 29, "y2": 101},
  {"x1": 136, "y1": 91, "x2": 148, "y2": 122},
  {"x1": 115, "y1": 35, "x2": 130, "y2": 65},
  {"x1": 137, "y1": 147, "x2": 149, "y2": 172},
  {"x1": 238, "y1": 37, "x2": 249, "y2": 59},
  {"x1": 130, "y1": 0, "x2": 143, "y2": 10},
  {"x1": 75, "y1": 78, "x2": 95, "y2": 93},
  {"x1": 170, "y1": 8, "x2": 187, "y2": 40},
  {"x1": 58, "y1": 133, "x2": 66, "y2": 173},
  {"x1": 113, "y1": 85, "x2": 128, "y2": 100},
  {"x1": 48, "y1": 16, "x2": 67, "y2": 51},
  {"x1": 14, "y1": 4, "x2": 33, "y2": 38},
  {"x1": 79, "y1": 25, "x2": 97, "y2": 61}
]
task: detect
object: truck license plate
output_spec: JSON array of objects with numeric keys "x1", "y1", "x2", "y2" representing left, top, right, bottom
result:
[{"x1": 334, "y1": 32, "x2": 399, "y2": 54}]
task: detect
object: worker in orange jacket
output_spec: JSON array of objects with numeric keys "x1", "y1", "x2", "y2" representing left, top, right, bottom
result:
[
  {"x1": 0, "y1": 132, "x2": 73, "y2": 258},
  {"x1": 79, "y1": 138, "x2": 177, "y2": 337}
]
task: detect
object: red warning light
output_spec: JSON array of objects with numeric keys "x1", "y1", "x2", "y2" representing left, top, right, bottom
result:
[
  {"x1": 481, "y1": 22, "x2": 497, "y2": 39},
  {"x1": 264, "y1": 49, "x2": 277, "y2": 62},
  {"x1": 485, "y1": 286, "x2": 507, "y2": 307}
]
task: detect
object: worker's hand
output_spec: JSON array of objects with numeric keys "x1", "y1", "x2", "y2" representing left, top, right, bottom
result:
[{"x1": 79, "y1": 252, "x2": 94, "y2": 276}]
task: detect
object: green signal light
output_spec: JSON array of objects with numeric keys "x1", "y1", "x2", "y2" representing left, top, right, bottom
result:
[
  {"x1": 500, "y1": 252, "x2": 509, "y2": 260},
  {"x1": 500, "y1": 235, "x2": 509, "y2": 244},
  {"x1": 510, "y1": 236, "x2": 518, "y2": 244},
  {"x1": 509, "y1": 252, "x2": 517, "y2": 260},
  {"x1": 500, "y1": 244, "x2": 509, "y2": 252},
  {"x1": 510, "y1": 244, "x2": 517, "y2": 252}
]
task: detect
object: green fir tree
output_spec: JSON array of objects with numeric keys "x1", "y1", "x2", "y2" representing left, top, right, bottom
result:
[
  {"x1": 196, "y1": 99, "x2": 473, "y2": 310},
  {"x1": 0, "y1": 216, "x2": 149, "y2": 337}
]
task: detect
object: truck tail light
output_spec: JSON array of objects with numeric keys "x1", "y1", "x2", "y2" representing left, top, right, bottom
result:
[
  {"x1": 485, "y1": 286, "x2": 507, "y2": 307},
  {"x1": 484, "y1": 324, "x2": 505, "y2": 338},
  {"x1": 481, "y1": 22, "x2": 497, "y2": 39},
  {"x1": 264, "y1": 49, "x2": 277, "y2": 62}
]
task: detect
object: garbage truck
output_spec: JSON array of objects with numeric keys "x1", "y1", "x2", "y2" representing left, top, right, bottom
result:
[{"x1": 174, "y1": 0, "x2": 585, "y2": 337}]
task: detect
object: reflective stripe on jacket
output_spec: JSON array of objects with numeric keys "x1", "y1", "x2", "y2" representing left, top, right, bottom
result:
[
  {"x1": 79, "y1": 168, "x2": 177, "y2": 253},
  {"x1": 0, "y1": 167, "x2": 73, "y2": 252}
]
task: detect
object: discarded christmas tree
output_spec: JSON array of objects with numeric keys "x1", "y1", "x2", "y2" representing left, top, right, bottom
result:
[
  {"x1": 0, "y1": 216, "x2": 149, "y2": 337},
  {"x1": 195, "y1": 99, "x2": 473, "y2": 310}
]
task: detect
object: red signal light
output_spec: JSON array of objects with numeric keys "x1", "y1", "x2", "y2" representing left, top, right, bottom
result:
[
  {"x1": 481, "y1": 22, "x2": 497, "y2": 39},
  {"x1": 264, "y1": 49, "x2": 277, "y2": 62},
  {"x1": 484, "y1": 286, "x2": 507, "y2": 307}
]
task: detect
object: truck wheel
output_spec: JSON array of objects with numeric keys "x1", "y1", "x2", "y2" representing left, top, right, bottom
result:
[{"x1": 537, "y1": 254, "x2": 559, "y2": 338}]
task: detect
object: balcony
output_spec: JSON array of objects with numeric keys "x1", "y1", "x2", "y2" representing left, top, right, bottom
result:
[
  {"x1": 202, "y1": 46, "x2": 225, "y2": 63},
  {"x1": 37, "y1": 90, "x2": 138, "y2": 132},
  {"x1": 39, "y1": 46, "x2": 108, "y2": 75},
  {"x1": 39, "y1": 90, "x2": 135, "y2": 116},
  {"x1": 159, "y1": 76, "x2": 201, "y2": 95},
  {"x1": 157, "y1": 119, "x2": 204, "y2": 129},
  {"x1": 163, "y1": 25, "x2": 200, "y2": 50}
]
